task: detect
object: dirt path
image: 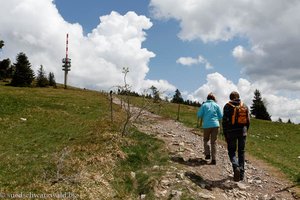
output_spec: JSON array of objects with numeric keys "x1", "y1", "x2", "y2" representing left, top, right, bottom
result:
[{"x1": 114, "y1": 98, "x2": 298, "y2": 199}]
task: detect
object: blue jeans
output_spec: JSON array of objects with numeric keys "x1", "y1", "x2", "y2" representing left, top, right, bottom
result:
[{"x1": 227, "y1": 135, "x2": 246, "y2": 175}]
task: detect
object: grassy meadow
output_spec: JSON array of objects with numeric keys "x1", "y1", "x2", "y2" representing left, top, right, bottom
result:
[
  {"x1": 0, "y1": 83, "x2": 299, "y2": 198},
  {"x1": 247, "y1": 119, "x2": 300, "y2": 183},
  {"x1": 0, "y1": 84, "x2": 169, "y2": 199}
]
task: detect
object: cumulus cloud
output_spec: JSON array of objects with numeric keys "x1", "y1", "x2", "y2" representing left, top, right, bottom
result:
[
  {"x1": 0, "y1": 0, "x2": 175, "y2": 93},
  {"x1": 176, "y1": 55, "x2": 213, "y2": 69},
  {"x1": 150, "y1": 0, "x2": 300, "y2": 93},
  {"x1": 143, "y1": 79, "x2": 176, "y2": 98},
  {"x1": 188, "y1": 72, "x2": 300, "y2": 123},
  {"x1": 176, "y1": 57, "x2": 198, "y2": 66}
]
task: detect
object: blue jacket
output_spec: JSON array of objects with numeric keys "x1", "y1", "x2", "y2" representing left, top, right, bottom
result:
[{"x1": 197, "y1": 100, "x2": 223, "y2": 128}]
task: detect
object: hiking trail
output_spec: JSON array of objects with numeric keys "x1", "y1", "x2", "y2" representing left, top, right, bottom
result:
[{"x1": 114, "y1": 98, "x2": 298, "y2": 200}]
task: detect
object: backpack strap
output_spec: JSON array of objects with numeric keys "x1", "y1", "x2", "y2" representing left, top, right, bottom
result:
[
  {"x1": 227, "y1": 102, "x2": 235, "y2": 107},
  {"x1": 228, "y1": 101, "x2": 243, "y2": 107},
  {"x1": 227, "y1": 102, "x2": 237, "y2": 125}
]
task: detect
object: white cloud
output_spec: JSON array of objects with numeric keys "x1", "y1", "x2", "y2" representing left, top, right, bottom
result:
[
  {"x1": 198, "y1": 55, "x2": 213, "y2": 70},
  {"x1": 232, "y1": 45, "x2": 245, "y2": 59},
  {"x1": 189, "y1": 72, "x2": 300, "y2": 123},
  {"x1": 143, "y1": 79, "x2": 176, "y2": 97},
  {"x1": 176, "y1": 57, "x2": 198, "y2": 66},
  {"x1": 150, "y1": 0, "x2": 300, "y2": 93},
  {"x1": 176, "y1": 55, "x2": 213, "y2": 69},
  {"x1": 0, "y1": 0, "x2": 176, "y2": 94}
]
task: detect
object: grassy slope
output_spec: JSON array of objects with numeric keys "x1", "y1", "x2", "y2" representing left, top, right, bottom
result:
[
  {"x1": 247, "y1": 119, "x2": 300, "y2": 183},
  {"x1": 0, "y1": 85, "x2": 111, "y2": 192},
  {"x1": 0, "y1": 85, "x2": 169, "y2": 199},
  {"x1": 0, "y1": 85, "x2": 298, "y2": 197}
]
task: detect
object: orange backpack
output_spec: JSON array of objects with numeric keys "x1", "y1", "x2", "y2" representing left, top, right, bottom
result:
[{"x1": 227, "y1": 102, "x2": 248, "y2": 125}]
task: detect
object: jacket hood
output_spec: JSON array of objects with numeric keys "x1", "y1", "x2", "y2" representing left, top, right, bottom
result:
[{"x1": 229, "y1": 99, "x2": 241, "y2": 106}]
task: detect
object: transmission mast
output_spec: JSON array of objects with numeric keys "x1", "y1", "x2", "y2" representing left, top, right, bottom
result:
[{"x1": 62, "y1": 33, "x2": 71, "y2": 89}]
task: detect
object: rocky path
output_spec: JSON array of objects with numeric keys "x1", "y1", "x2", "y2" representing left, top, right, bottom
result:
[{"x1": 115, "y1": 98, "x2": 297, "y2": 199}]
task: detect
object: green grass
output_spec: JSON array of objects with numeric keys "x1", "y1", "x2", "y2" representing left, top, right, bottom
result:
[
  {"x1": 113, "y1": 130, "x2": 169, "y2": 198},
  {"x1": 0, "y1": 84, "x2": 170, "y2": 199},
  {"x1": 123, "y1": 95, "x2": 199, "y2": 127},
  {"x1": 247, "y1": 119, "x2": 300, "y2": 183},
  {"x1": 1, "y1": 84, "x2": 299, "y2": 197},
  {"x1": 0, "y1": 85, "x2": 113, "y2": 192}
]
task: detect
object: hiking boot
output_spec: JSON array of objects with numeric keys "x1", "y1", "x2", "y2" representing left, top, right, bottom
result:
[
  {"x1": 210, "y1": 160, "x2": 216, "y2": 165},
  {"x1": 240, "y1": 173, "x2": 244, "y2": 181},
  {"x1": 205, "y1": 155, "x2": 210, "y2": 160},
  {"x1": 233, "y1": 167, "x2": 240, "y2": 182}
]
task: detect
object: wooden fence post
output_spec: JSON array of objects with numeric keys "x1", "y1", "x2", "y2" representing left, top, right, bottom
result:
[
  {"x1": 110, "y1": 90, "x2": 113, "y2": 123},
  {"x1": 176, "y1": 103, "x2": 180, "y2": 121}
]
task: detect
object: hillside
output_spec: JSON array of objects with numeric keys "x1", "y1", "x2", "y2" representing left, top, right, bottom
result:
[
  {"x1": 0, "y1": 85, "x2": 170, "y2": 199},
  {"x1": 0, "y1": 84, "x2": 299, "y2": 199}
]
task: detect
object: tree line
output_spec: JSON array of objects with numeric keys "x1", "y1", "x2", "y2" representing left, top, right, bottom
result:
[
  {"x1": 117, "y1": 87, "x2": 201, "y2": 107},
  {"x1": 117, "y1": 86, "x2": 285, "y2": 123},
  {"x1": 0, "y1": 40, "x2": 56, "y2": 87}
]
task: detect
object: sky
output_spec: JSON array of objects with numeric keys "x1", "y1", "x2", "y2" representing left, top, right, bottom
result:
[{"x1": 1, "y1": 0, "x2": 300, "y2": 123}]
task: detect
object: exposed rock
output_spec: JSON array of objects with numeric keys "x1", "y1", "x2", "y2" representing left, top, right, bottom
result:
[
  {"x1": 170, "y1": 190, "x2": 182, "y2": 200},
  {"x1": 153, "y1": 165, "x2": 160, "y2": 170},
  {"x1": 176, "y1": 173, "x2": 185, "y2": 180},
  {"x1": 130, "y1": 171, "x2": 136, "y2": 179},
  {"x1": 197, "y1": 192, "x2": 215, "y2": 199},
  {"x1": 236, "y1": 182, "x2": 248, "y2": 190}
]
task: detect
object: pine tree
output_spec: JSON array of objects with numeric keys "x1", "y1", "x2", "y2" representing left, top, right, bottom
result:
[
  {"x1": 0, "y1": 40, "x2": 10, "y2": 80},
  {"x1": 36, "y1": 65, "x2": 49, "y2": 87},
  {"x1": 48, "y1": 72, "x2": 56, "y2": 87},
  {"x1": 0, "y1": 58, "x2": 11, "y2": 80},
  {"x1": 0, "y1": 40, "x2": 4, "y2": 50},
  {"x1": 171, "y1": 89, "x2": 184, "y2": 104},
  {"x1": 250, "y1": 89, "x2": 271, "y2": 121},
  {"x1": 150, "y1": 85, "x2": 160, "y2": 102},
  {"x1": 11, "y1": 52, "x2": 35, "y2": 87}
]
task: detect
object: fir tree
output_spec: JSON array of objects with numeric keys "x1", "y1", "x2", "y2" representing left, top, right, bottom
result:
[
  {"x1": 36, "y1": 65, "x2": 49, "y2": 87},
  {"x1": 48, "y1": 72, "x2": 56, "y2": 87},
  {"x1": 0, "y1": 41, "x2": 12, "y2": 80},
  {"x1": 150, "y1": 85, "x2": 160, "y2": 102},
  {"x1": 250, "y1": 89, "x2": 271, "y2": 121},
  {"x1": 11, "y1": 52, "x2": 34, "y2": 87},
  {"x1": 0, "y1": 58, "x2": 11, "y2": 80},
  {"x1": 171, "y1": 89, "x2": 184, "y2": 104},
  {"x1": 0, "y1": 40, "x2": 4, "y2": 50}
]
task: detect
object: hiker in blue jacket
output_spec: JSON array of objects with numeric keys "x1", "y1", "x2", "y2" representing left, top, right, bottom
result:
[
  {"x1": 222, "y1": 91, "x2": 250, "y2": 181},
  {"x1": 197, "y1": 93, "x2": 223, "y2": 165}
]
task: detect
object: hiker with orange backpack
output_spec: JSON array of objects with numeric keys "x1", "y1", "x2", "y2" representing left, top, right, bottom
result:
[{"x1": 222, "y1": 91, "x2": 250, "y2": 181}]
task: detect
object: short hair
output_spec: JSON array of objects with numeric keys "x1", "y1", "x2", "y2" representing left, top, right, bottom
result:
[
  {"x1": 230, "y1": 91, "x2": 240, "y2": 100},
  {"x1": 207, "y1": 93, "x2": 216, "y2": 101}
]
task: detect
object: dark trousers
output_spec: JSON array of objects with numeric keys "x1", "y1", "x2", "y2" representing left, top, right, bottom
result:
[
  {"x1": 203, "y1": 127, "x2": 219, "y2": 160},
  {"x1": 227, "y1": 135, "x2": 246, "y2": 175}
]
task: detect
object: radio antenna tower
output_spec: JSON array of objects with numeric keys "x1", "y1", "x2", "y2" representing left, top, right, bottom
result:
[{"x1": 62, "y1": 33, "x2": 71, "y2": 89}]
